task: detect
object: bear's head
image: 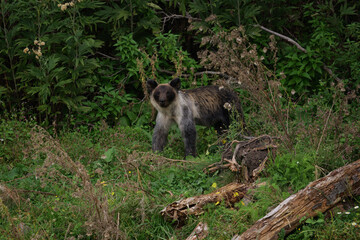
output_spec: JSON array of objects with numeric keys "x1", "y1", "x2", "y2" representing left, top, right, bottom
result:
[{"x1": 147, "y1": 78, "x2": 181, "y2": 108}]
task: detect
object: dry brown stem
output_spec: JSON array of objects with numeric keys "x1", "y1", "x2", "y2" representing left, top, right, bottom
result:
[
  {"x1": 29, "y1": 125, "x2": 124, "y2": 240},
  {"x1": 197, "y1": 24, "x2": 294, "y2": 149}
]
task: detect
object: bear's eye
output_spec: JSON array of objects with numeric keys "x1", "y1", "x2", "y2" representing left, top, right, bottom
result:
[
  {"x1": 166, "y1": 90, "x2": 175, "y2": 101},
  {"x1": 153, "y1": 91, "x2": 160, "y2": 100}
]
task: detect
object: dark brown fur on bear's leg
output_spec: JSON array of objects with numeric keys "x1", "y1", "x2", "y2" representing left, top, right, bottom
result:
[{"x1": 180, "y1": 118, "x2": 197, "y2": 157}]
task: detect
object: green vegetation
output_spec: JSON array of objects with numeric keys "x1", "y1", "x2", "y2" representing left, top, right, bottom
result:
[{"x1": 1, "y1": 0, "x2": 360, "y2": 239}]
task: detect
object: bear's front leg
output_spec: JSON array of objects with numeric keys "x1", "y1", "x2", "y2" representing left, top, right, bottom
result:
[
  {"x1": 152, "y1": 113, "x2": 172, "y2": 152},
  {"x1": 179, "y1": 119, "x2": 197, "y2": 157}
]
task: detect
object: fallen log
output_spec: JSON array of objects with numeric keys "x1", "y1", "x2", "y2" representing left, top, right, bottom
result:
[
  {"x1": 160, "y1": 182, "x2": 250, "y2": 223},
  {"x1": 232, "y1": 158, "x2": 360, "y2": 240},
  {"x1": 185, "y1": 222, "x2": 209, "y2": 240}
]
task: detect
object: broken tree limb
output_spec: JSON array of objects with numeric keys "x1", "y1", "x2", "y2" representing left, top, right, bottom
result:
[
  {"x1": 255, "y1": 25, "x2": 306, "y2": 53},
  {"x1": 158, "y1": 69, "x2": 238, "y2": 82},
  {"x1": 255, "y1": 24, "x2": 342, "y2": 82},
  {"x1": 205, "y1": 135, "x2": 277, "y2": 182},
  {"x1": 185, "y1": 222, "x2": 209, "y2": 240},
  {"x1": 160, "y1": 182, "x2": 250, "y2": 223},
  {"x1": 232, "y1": 158, "x2": 360, "y2": 240}
]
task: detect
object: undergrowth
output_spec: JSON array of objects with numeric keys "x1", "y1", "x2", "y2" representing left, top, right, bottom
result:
[
  {"x1": 1, "y1": 114, "x2": 359, "y2": 239},
  {"x1": 0, "y1": 120, "x2": 228, "y2": 239}
]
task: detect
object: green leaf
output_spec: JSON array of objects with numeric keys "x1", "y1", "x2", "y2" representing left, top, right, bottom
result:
[
  {"x1": 147, "y1": 2, "x2": 162, "y2": 10},
  {"x1": 302, "y1": 72, "x2": 311, "y2": 79}
]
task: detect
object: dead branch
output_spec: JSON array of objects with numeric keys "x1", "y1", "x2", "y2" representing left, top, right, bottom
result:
[
  {"x1": 185, "y1": 222, "x2": 209, "y2": 240},
  {"x1": 158, "y1": 69, "x2": 238, "y2": 81},
  {"x1": 161, "y1": 182, "x2": 251, "y2": 223},
  {"x1": 255, "y1": 24, "x2": 341, "y2": 82},
  {"x1": 95, "y1": 51, "x2": 120, "y2": 61},
  {"x1": 255, "y1": 25, "x2": 306, "y2": 52},
  {"x1": 232, "y1": 158, "x2": 360, "y2": 240},
  {"x1": 161, "y1": 12, "x2": 201, "y2": 31},
  {"x1": 205, "y1": 135, "x2": 276, "y2": 181}
]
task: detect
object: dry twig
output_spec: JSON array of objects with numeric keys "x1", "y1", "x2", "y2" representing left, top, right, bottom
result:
[{"x1": 255, "y1": 24, "x2": 341, "y2": 82}]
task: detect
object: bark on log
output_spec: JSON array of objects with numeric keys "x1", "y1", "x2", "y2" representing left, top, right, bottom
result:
[
  {"x1": 185, "y1": 222, "x2": 209, "y2": 240},
  {"x1": 232, "y1": 159, "x2": 360, "y2": 240},
  {"x1": 160, "y1": 182, "x2": 250, "y2": 223}
]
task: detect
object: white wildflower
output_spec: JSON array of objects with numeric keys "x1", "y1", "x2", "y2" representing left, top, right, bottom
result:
[{"x1": 223, "y1": 102, "x2": 232, "y2": 111}]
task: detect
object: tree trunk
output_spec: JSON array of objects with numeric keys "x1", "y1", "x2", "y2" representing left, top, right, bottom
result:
[{"x1": 232, "y1": 159, "x2": 360, "y2": 240}]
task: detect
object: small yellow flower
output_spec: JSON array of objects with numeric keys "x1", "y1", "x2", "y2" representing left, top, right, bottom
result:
[
  {"x1": 222, "y1": 139, "x2": 227, "y2": 144},
  {"x1": 23, "y1": 47, "x2": 29, "y2": 54},
  {"x1": 111, "y1": 192, "x2": 115, "y2": 196},
  {"x1": 241, "y1": 201, "x2": 245, "y2": 206},
  {"x1": 233, "y1": 192, "x2": 239, "y2": 197},
  {"x1": 211, "y1": 182, "x2": 217, "y2": 189},
  {"x1": 215, "y1": 201, "x2": 220, "y2": 205},
  {"x1": 216, "y1": 192, "x2": 220, "y2": 194},
  {"x1": 128, "y1": 171, "x2": 131, "y2": 174}
]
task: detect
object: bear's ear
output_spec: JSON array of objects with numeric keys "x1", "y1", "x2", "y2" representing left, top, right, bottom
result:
[
  {"x1": 146, "y1": 79, "x2": 158, "y2": 94},
  {"x1": 169, "y1": 78, "x2": 181, "y2": 91}
]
